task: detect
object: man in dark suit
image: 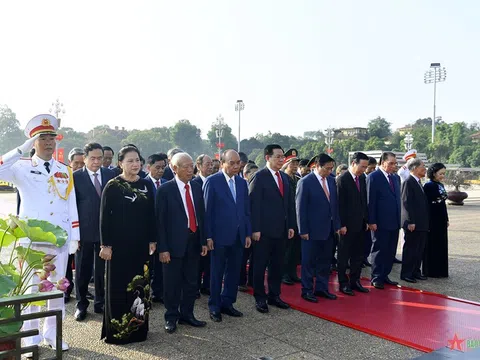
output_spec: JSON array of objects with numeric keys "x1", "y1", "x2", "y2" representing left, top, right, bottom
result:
[
  {"x1": 162, "y1": 148, "x2": 184, "y2": 181},
  {"x1": 296, "y1": 154, "x2": 341, "y2": 303},
  {"x1": 237, "y1": 152, "x2": 248, "y2": 179},
  {"x1": 400, "y1": 158, "x2": 429, "y2": 283},
  {"x1": 144, "y1": 153, "x2": 167, "y2": 303},
  {"x1": 204, "y1": 150, "x2": 251, "y2": 322},
  {"x1": 157, "y1": 152, "x2": 208, "y2": 334},
  {"x1": 73, "y1": 143, "x2": 115, "y2": 321},
  {"x1": 367, "y1": 152, "x2": 402, "y2": 289},
  {"x1": 336, "y1": 152, "x2": 370, "y2": 296},
  {"x1": 192, "y1": 154, "x2": 213, "y2": 297},
  {"x1": 363, "y1": 156, "x2": 378, "y2": 267},
  {"x1": 249, "y1": 144, "x2": 296, "y2": 313}
]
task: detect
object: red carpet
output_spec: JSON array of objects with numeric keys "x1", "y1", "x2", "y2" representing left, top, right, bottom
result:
[{"x1": 248, "y1": 274, "x2": 480, "y2": 352}]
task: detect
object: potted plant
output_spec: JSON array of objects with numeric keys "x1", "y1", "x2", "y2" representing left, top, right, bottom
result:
[
  {"x1": 0, "y1": 215, "x2": 70, "y2": 356},
  {"x1": 444, "y1": 170, "x2": 471, "y2": 206}
]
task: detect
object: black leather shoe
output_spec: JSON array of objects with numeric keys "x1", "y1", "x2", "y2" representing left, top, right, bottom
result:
[
  {"x1": 221, "y1": 306, "x2": 243, "y2": 317},
  {"x1": 282, "y1": 277, "x2": 294, "y2": 285},
  {"x1": 291, "y1": 276, "x2": 301, "y2": 283},
  {"x1": 209, "y1": 311, "x2": 222, "y2": 322},
  {"x1": 74, "y1": 309, "x2": 86, "y2": 321},
  {"x1": 371, "y1": 282, "x2": 384, "y2": 289},
  {"x1": 301, "y1": 293, "x2": 318, "y2": 303},
  {"x1": 165, "y1": 320, "x2": 177, "y2": 333},
  {"x1": 393, "y1": 257, "x2": 402, "y2": 264},
  {"x1": 86, "y1": 291, "x2": 94, "y2": 300},
  {"x1": 255, "y1": 301, "x2": 269, "y2": 313},
  {"x1": 351, "y1": 281, "x2": 369, "y2": 293},
  {"x1": 314, "y1": 290, "x2": 337, "y2": 300},
  {"x1": 415, "y1": 275, "x2": 428, "y2": 280},
  {"x1": 179, "y1": 316, "x2": 207, "y2": 327},
  {"x1": 340, "y1": 285, "x2": 354, "y2": 296},
  {"x1": 94, "y1": 306, "x2": 104, "y2": 314},
  {"x1": 200, "y1": 288, "x2": 211, "y2": 295},
  {"x1": 401, "y1": 277, "x2": 417, "y2": 283},
  {"x1": 384, "y1": 277, "x2": 399, "y2": 286},
  {"x1": 363, "y1": 260, "x2": 372, "y2": 267},
  {"x1": 267, "y1": 296, "x2": 290, "y2": 309}
]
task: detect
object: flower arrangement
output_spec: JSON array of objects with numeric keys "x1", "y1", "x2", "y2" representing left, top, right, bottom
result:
[{"x1": 0, "y1": 215, "x2": 70, "y2": 336}]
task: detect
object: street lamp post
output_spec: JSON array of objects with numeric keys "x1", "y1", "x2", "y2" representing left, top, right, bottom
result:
[
  {"x1": 235, "y1": 100, "x2": 245, "y2": 152},
  {"x1": 49, "y1": 98, "x2": 66, "y2": 160},
  {"x1": 404, "y1": 132, "x2": 414, "y2": 151},
  {"x1": 215, "y1": 114, "x2": 225, "y2": 159},
  {"x1": 324, "y1": 127, "x2": 334, "y2": 153},
  {"x1": 424, "y1": 63, "x2": 447, "y2": 143}
]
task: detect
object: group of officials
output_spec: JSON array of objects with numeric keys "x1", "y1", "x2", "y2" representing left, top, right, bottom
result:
[{"x1": 0, "y1": 113, "x2": 435, "y2": 351}]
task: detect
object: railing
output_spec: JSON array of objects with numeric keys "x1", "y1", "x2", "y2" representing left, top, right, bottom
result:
[{"x1": 0, "y1": 290, "x2": 63, "y2": 360}]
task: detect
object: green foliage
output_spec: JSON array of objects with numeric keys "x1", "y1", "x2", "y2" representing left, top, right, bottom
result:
[
  {"x1": 10, "y1": 217, "x2": 67, "y2": 248},
  {"x1": 170, "y1": 120, "x2": 203, "y2": 158},
  {"x1": 207, "y1": 123, "x2": 237, "y2": 154},
  {"x1": 368, "y1": 117, "x2": 392, "y2": 139},
  {"x1": 0, "y1": 306, "x2": 22, "y2": 335},
  {"x1": 0, "y1": 105, "x2": 25, "y2": 155}
]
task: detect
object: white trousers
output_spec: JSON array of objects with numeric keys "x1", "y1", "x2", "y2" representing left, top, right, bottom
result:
[{"x1": 21, "y1": 243, "x2": 69, "y2": 340}]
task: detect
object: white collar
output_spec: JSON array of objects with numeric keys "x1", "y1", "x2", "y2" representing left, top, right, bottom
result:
[
  {"x1": 314, "y1": 171, "x2": 328, "y2": 182},
  {"x1": 349, "y1": 169, "x2": 357, "y2": 180},
  {"x1": 33, "y1": 154, "x2": 53, "y2": 167},
  {"x1": 379, "y1": 167, "x2": 390, "y2": 179},
  {"x1": 175, "y1": 176, "x2": 190, "y2": 189},
  {"x1": 148, "y1": 173, "x2": 161, "y2": 183},
  {"x1": 222, "y1": 169, "x2": 235, "y2": 183},
  {"x1": 199, "y1": 174, "x2": 207, "y2": 183},
  {"x1": 266, "y1": 164, "x2": 279, "y2": 177},
  {"x1": 410, "y1": 174, "x2": 420, "y2": 182},
  {"x1": 86, "y1": 167, "x2": 100, "y2": 177}
]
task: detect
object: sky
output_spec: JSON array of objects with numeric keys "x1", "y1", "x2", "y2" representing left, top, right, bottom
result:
[{"x1": 1, "y1": 0, "x2": 479, "y2": 140}]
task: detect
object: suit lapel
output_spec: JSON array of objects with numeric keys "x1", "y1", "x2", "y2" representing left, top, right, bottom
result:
[
  {"x1": 264, "y1": 168, "x2": 283, "y2": 198},
  {"x1": 83, "y1": 168, "x2": 100, "y2": 197},
  {"x1": 221, "y1": 174, "x2": 236, "y2": 203},
  {"x1": 173, "y1": 180, "x2": 188, "y2": 224}
]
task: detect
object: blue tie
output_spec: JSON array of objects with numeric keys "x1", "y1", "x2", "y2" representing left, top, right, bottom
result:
[{"x1": 229, "y1": 178, "x2": 236, "y2": 202}]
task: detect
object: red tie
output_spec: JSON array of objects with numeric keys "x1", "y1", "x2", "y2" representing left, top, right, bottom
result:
[
  {"x1": 275, "y1": 171, "x2": 284, "y2": 197},
  {"x1": 355, "y1": 176, "x2": 360, "y2": 192},
  {"x1": 155, "y1": 180, "x2": 160, "y2": 189},
  {"x1": 184, "y1": 184, "x2": 197, "y2": 233}
]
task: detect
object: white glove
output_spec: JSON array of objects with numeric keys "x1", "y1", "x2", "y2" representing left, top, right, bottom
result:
[
  {"x1": 18, "y1": 134, "x2": 40, "y2": 154},
  {"x1": 68, "y1": 240, "x2": 79, "y2": 255}
]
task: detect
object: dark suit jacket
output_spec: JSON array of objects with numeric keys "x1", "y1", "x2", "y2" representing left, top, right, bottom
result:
[
  {"x1": 144, "y1": 174, "x2": 166, "y2": 199},
  {"x1": 162, "y1": 165, "x2": 175, "y2": 181},
  {"x1": 249, "y1": 167, "x2": 296, "y2": 239},
  {"x1": 366, "y1": 169, "x2": 401, "y2": 231},
  {"x1": 191, "y1": 175, "x2": 204, "y2": 188},
  {"x1": 203, "y1": 172, "x2": 251, "y2": 247},
  {"x1": 401, "y1": 175, "x2": 429, "y2": 231},
  {"x1": 74, "y1": 167, "x2": 115, "y2": 243},
  {"x1": 156, "y1": 179, "x2": 206, "y2": 257},
  {"x1": 337, "y1": 171, "x2": 368, "y2": 233},
  {"x1": 296, "y1": 172, "x2": 341, "y2": 240}
]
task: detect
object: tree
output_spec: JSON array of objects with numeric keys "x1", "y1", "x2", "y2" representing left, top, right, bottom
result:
[
  {"x1": 299, "y1": 141, "x2": 326, "y2": 161},
  {"x1": 0, "y1": 105, "x2": 24, "y2": 154},
  {"x1": 170, "y1": 119, "x2": 202, "y2": 158},
  {"x1": 389, "y1": 131, "x2": 403, "y2": 152},
  {"x1": 206, "y1": 123, "x2": 237, "y2": 154},
  {"x1": 240, "y1": 137, "x2": 263, "y2": 156},
  {"x1": 368, "y1": 117, "x2": 391, "y2": 139},
  {"x1": 364, "y1": 136, "x2": 385, "y2": 151},
  {"x1": 303, "y1": 130, "x2": 325, "y2": 141},
  {"x1": 57, "y1": 127, "x2": 88, "y2": 155},
  {"x1": 122, "y1": 127, "x2": 172, "y2": 157}
]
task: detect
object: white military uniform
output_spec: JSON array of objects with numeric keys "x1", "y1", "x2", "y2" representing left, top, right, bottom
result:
[
  {"x1": 398, "y1": 149, "x2": 417, "y2": 183},
  {"x1": 0, "y1": 115, "x2": 79, "y2": 348}
]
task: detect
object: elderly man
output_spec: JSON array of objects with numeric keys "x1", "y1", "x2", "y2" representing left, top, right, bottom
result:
[
  {"x1": 204, "y1": 150, "x2": 251, "y2": 321},
  {"x1": 400, "y1": 158, "x2": 429, "y2": 283},
  {"x1": 162, "y1": 148, "x2": 184, "y2": 181},
  {"x1": 192, "y1": 154, "x2": 213, "y2": 297},
  {"x1": 0, "y1": 114, "x2": 79, "y2": 351},
  {"x1": 398, "y1": 149, "x2": 417, "y2": 183},
  {"x1": 68, "y1": 147, "x2": 85, "y2": 171},
  {"x1": 157, "y1": 152, "x2": 208, "y2": 333}
]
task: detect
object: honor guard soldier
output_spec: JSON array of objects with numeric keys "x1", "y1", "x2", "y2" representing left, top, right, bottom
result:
[
  {"x1": 398, "y1": 149, "x2": 417, "y2": 183},
  {"x1": 0, "y1": 114, "x2": 80, "y2": 351}
]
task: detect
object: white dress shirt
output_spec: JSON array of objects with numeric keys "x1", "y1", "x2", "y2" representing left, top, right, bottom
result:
[
  {"x1": 266, "y1": 164, "x2": 280, "y2": 188},
  {"x1": 147, "y1": 173, "x2": 161, "y2": 190},
  {"x1": 175, "y1": 176, "x2": 197, "y2": 226},
  {"x1": 314, "y1": 171, "x2": 330, "y2": 196},
  {"x1": 86, "y1": 167, "x2": 102, "y2": 187}
]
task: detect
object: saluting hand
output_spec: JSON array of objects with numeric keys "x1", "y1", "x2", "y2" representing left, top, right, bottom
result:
[
  {"x1": 200, "y1": 246, "x2": 208, "y2": 257},
  {"x1": 159, "y1": 251, "x2": 171, "y2": 264}
]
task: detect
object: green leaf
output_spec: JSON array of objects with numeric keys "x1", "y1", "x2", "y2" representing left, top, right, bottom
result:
[
  {"x1": 0, "y1": 263, "x2": 20, "y2": 284},
  {"x1": 11, "y1": 226, "x2": 26, "y2": 239},
  {"x1": 0, "y1": 219, "x2": 8, "y2": 230},
  {"x1": 9, "y1": 216, "x2": 67, "y2": 248},
  {"x1": 15, "y1": 247, "x2": 46, "y2": 270},
  {"x1": 0, "y1": 275, "x2": 16, "y2": 296},
  {"x1": 28, "y1": 300, "x2": 46, "y2": 307},
  {"x1": 0, "y1": 229, "x2": 17, "y2": 247},
  {"x1": 0, "y1": 306, "x2": 22, "y2": 335}
]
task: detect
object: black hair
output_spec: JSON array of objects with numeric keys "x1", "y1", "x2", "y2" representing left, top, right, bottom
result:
[
  {"x1": 155, "y1": 152, "x2": 168, "y2": 161},
  {"x1": 427, "y1": 162, "x2": 446, "y2": 181},
  {"x1": 351, "y1": 152, "x2": 369, "y2": 164},
  {"x1": 147, "y1": 154, "x2": 166, "y2": 166},
  {"x1": 299, "y1": 159, "x2": 309, "y2": 167},
  {"x1": 102, "y1": 146, "x2": 114, "y2": 155},
  {"x1": 140, "y1": 155, "x2": 145, "y2": 165},
  {"x1": 84, "y1": 142, "x2": 103, "y2": 157},
  {"x1": 238, "y1": 152, "x2": 248, "y2": 163},
  {"x1": 118, "y1": 146, "x2": 140, "y2": 162},
  {"x1": 244, "y1": 163, "x2": 259, "y2": 177},
  {"x1": 264, "y1": 144, "x2": 283, "y2": 157},
  {"x1": 380, "y1": 152, "x2": 396, "y2": 165},
  {"x1": 248, "y1": 159, "x2": 255, "y2": 164},
  {"x1": 368, "y1": 156, "x2": 377, "y2": 165},
  {"x1": 316, "y1": 153, "x2": 334, "y2": 167}
]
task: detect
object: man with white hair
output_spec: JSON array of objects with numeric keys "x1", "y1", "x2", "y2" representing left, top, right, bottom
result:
[{"x1": 157, "y1": 152, "x2": 208, "y2": 333}]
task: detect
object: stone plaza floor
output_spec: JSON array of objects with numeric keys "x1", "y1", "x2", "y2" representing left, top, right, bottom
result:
[{"x1": 0, "y1": 189, "x2": 479, "y2": 360}]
